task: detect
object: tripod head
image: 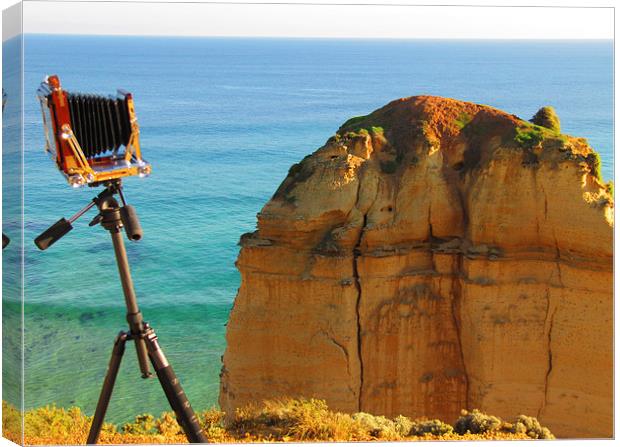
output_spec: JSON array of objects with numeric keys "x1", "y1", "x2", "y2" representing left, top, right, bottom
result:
[{"x1": 35, "y1": 180, "x2": 142, "y2": 250}]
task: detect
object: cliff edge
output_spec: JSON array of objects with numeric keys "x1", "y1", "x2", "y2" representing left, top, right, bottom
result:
[{"x1": 219, "y1": 96, "x2": 613, "y2": 438}]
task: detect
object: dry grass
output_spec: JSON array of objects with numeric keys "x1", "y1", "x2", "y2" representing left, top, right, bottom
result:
[{"x1": 3, "y1": 399, "x2": 552, "y2": 444}]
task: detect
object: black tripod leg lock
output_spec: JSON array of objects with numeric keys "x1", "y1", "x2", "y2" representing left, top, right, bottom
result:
[{"x1": 125, "y1": 312, "x2": 153, "y2": 378}]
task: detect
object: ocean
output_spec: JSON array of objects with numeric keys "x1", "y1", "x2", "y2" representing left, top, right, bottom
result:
[{"x1": 2, "y1": 35, "x2": 613, "y2": 423}]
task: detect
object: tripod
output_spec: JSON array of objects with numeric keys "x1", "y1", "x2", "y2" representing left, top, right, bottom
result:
[{"x1": 35, "y1": 181, "x2": 207, "y2": 444}]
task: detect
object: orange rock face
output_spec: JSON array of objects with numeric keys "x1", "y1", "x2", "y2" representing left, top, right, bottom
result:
[{"x1": 219, "y1": 96, "x2": 613, "y2": 438}]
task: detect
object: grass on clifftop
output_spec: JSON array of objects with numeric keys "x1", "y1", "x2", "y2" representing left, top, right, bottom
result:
[
  {"x1": 341, "y1": 114, "x2": 368, "y2": 129},
  {"x1": 3, "y1": 398, "x2": 553, "y2": 444}
]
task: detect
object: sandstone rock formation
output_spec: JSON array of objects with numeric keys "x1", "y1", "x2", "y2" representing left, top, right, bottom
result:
[{"x1": 219, "y1": 96, "x2": 613, "y2": 438}]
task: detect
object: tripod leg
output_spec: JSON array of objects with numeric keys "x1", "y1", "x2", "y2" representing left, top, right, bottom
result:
[
  {"x1": 110, "y1": 228, "x2": 152, "y2": 378},
  {"x1": 143, "y1": 326, "x2": 207, "y2": 443},
  {"x1": 87, "y1": 332, "x2": 128, "y2": 445}
]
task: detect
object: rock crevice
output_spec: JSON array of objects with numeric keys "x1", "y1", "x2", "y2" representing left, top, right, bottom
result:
[{"x1": 352, "y1": 213, "x2": 366, "y2": 411}]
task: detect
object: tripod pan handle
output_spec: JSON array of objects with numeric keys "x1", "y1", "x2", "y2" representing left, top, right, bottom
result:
[
  {"x1": 120, "y1": 205, "x2": 143, "y2": 241},
  {"x1": 35, "y1": 218, "x2": 73, "y2": 250}
]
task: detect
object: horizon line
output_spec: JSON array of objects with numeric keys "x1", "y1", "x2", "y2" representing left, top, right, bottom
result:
[{"x1": 18, "y1": 33, "x2": 615, "y2": 41}]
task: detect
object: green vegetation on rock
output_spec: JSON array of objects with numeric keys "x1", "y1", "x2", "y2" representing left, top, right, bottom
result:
[
  {"x1": 455, "y1": 112, "x2": 473, "y2": 130},
  {"x1": 338, "y1": 112, "x2": 386, "y2": 138},
  {"x1": 344, "y1": 126, "x2": 384, "y2": 139},
  {"x1": 514, "y1": 125, "x2": 546, "y2": 149},
  {"x1": 341, "y1": 114, "x2": 368, "y2": 129}
]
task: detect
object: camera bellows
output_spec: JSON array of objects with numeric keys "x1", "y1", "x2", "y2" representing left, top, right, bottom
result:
[
  {"x1": 37, "y1": 75, "x2": 151, "y2": 187},
  {"x1": 66, "y1": 93, "x2": 131, "y2": 158}
]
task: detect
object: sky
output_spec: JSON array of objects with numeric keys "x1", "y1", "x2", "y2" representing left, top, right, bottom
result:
[{"x1": 0, "y1": 0, "x2": 614, "y2": 41}]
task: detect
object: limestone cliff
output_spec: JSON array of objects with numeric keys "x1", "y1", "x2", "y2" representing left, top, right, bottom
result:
[{"x1": 219, "y1": 96, "x2": 613, "y2": 438}]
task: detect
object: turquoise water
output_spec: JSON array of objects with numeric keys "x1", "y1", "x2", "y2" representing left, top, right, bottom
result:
[
  {"x1": 3, "y1": 35, "x2": 614, "y2": 423},
  {"x1": 2, "y1": 33, "x2": 24, "y2": 415}
]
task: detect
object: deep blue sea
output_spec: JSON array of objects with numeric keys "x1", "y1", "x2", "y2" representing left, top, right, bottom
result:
[{"x1": 2, "y1": 35, "x2": 613, "y2": 423}]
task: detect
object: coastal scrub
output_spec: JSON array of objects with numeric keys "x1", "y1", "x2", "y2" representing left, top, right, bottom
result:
[{"x1": 3, "y1": 398, "x2": 553, "y2": 444}]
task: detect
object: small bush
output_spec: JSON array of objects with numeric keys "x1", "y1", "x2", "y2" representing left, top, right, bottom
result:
[
  {"x1": 200, "y1": 408, "x2": 228, "y2": 441},
  {"x1": 122, "y1": 414, "x2": 157, "y2": 435},
  {"x1": 530, "y1": 106, "x2": 561, "y2": 133},
  {"x1": 511, "y1": 415, "x2": 555, "y2": 439},
  {"x1": 351, "y1": 412, "x2": 399, "y2": 439},
  {"x1": 454, "y1": 409, "x2": 502, "y2": 434},
  {"x1": 585, "y1": 152, "x2": 603, "y2": 181},
  {"x1": 231, "y1": 398, "x2": 365, "y2": 441},
  {"x1": 155, "y1": 412, "x2": 183, "y2": 437},
  {"x1": 393, "y1": 414, "x2": 414, "y2": 437},
  {"x1": 410, "y1": 419, "x2": 454, "y2": 436}
]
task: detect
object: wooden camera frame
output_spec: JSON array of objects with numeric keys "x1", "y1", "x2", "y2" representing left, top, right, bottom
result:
[{"x1": 37, "y1": 75, "x2": 151, "y2": 187}]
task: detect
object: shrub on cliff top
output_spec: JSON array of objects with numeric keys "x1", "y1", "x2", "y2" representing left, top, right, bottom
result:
[
  {"x1": 16, "y1": 404, "x2": 118, "y2": 445},
  {"x1": 454, "y1": 409, "x2": 503, "y2": 434},
  {"x1": 511, "y1": 415, "x2": 555, "y2": 439},
  {"x1": 339, "y1": 112, "x2": 386, "y2": 138},
  {"x1": 2, "y1": 401, "x2": 22, "y2": 444},
  {"x1": 586, "y1": 152, "x2": 603, "y2": 181},
  {"x1": 231, "y1": 398, "x2": 366, "y2": 441},
  {"x1": 530, "y1": 106, "x2": 561, "y2": 133},
  {"x1": 392, "y1": 414, "x2": 414, "y2": 436},
  {"x1": 409, "y1": 419, "x2": 454, "y2": 436},
  {"x1": 351, "y1": 412, "x2": 401, "y2": 439},
  {"x1": 121, "y1": 413, "x2": 157, "y2": 435},
  {"x1": 25, "y1": 405, "x2": 106, "y2": 441},
  {"x1": 341, "y1": 114, "x2": 368, "y2": 129},
  {"x1": 454, "y1": 410, "x2": 554, "y2": 440}
]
